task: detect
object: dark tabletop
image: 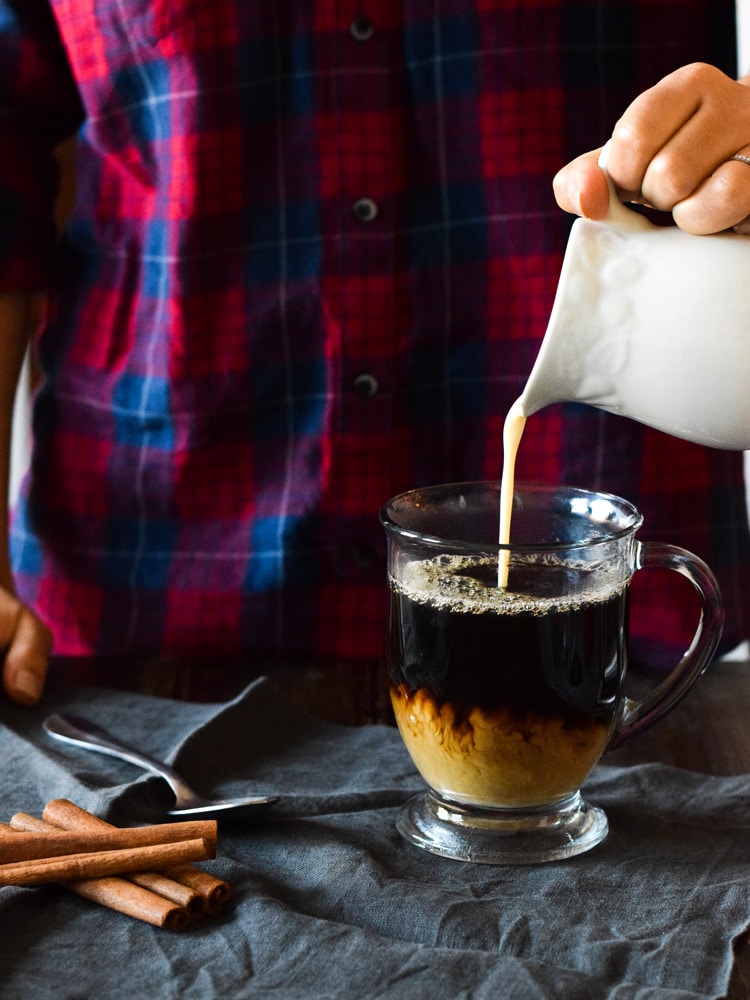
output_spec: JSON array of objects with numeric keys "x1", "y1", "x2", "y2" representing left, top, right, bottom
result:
[{"x1": 0, "y1": 652, "x2": 747, "y2": 1000}]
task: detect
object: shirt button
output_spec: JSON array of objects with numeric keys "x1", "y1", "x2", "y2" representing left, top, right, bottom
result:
[
  {"x1": 353, "y1": 197, "x2": 378, "y2": 223},
  {"x1": 353, "y1": 373, "x2": 379, "y2": 397},
  {"x1": 350, "y1": 15, "x2": 374, "y2": 41}
]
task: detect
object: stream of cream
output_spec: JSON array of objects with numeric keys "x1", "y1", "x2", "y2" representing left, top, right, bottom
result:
[{"x1": 497, "y1": 398, "x2": 527, "y2": 589}]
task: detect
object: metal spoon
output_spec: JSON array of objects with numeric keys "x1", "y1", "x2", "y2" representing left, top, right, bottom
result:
[{"x1": 43, "y1": 712, "x2": 279, "y2": 821}]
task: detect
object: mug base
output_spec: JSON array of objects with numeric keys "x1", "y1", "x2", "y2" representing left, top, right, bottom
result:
[{"x1": 396, "y1": 789, "x2": 608, "y2": 864}]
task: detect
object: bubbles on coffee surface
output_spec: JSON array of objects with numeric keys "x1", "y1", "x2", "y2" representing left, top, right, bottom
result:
[{"x1": 396, "y1": 553, "x2": 624, "y2": 616}]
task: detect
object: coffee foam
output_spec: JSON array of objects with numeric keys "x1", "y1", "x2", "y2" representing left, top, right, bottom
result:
[{"x1": 394, "y1": 553, "x2": 627, "y2": 617}]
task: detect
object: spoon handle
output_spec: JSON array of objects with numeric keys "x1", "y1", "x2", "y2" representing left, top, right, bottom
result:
[{"x1": 43, "y1": 713, "x2": 184, "y2": 795}]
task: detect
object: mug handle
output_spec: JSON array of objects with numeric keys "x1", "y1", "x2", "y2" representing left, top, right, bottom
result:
[{"x1": 608, "y1": 540, "x2": 725, "y2": 750}]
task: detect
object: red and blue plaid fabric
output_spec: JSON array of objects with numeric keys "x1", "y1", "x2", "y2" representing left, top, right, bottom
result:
[{"x1": 1, "y1": 0, "x2": 747, "y2": 667}]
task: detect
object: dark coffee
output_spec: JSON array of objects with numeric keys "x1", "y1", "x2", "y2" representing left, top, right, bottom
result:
[
  {"x1": 388, "y1": 554, "x2": 629, "y2": 807},
  {"x1": 389, "y1": 556, "x2": 626, "y2": 722}
]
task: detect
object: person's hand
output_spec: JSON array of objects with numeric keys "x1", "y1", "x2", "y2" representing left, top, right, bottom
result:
[
  {"x1": 0, "y1": 292, "x2": 52, "y2": 706},
  {"x1": 553, "y1": 63, "x2": 750, "y2": 234},
  {"x1": 0, "y1": 585, "x2": 52, "y2": 706}
]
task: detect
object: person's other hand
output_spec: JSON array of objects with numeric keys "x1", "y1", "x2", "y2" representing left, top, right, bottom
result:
[
  {"x1": 0, "y1": 587, "x2": 52, "y2": 705},
  {"x1": 553, "y1": 63, "x2": 750, "y2": 234}
]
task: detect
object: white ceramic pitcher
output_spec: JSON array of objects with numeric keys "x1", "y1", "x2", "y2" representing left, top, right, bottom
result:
[{"x1": 518, "y1": 148, "x2": 750, "y2": 450}]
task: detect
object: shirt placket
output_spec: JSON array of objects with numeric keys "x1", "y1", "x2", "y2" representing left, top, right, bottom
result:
[{"x1": 317, "y1": 4, "x2": 400, "y2": 582}]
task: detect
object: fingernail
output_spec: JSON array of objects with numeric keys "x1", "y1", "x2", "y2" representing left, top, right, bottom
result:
[
  {"x1": 567, "y1": 181, "x2": 585, "y2": 217},
  {"x1": 733, "y1": 221, "x2": 750, "y2": 235},
  {"x1": 13, "y1": 669, "x2": 42, "y2": 704}
]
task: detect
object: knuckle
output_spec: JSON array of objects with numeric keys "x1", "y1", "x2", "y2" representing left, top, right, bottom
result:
[
  {"x1": 674, "y1": 61, "x2": 718, "y2": 88},
  {"x1": 675, "y1": 170, "x2": 748, "y2": 234},
  {"x1": 708, "y1": 168, "x2": 743, "y2": 214},
  {"x1": 642, "y1": 155, "x2": 686, "y2": 210},
  {"x1": 608, "y1": 120, "x2": 650, "y2": 187}
]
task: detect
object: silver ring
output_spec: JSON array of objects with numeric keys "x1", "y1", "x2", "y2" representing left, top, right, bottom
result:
[{"x1": 731, "y1": 154, "x2": 750, "y2": 166}]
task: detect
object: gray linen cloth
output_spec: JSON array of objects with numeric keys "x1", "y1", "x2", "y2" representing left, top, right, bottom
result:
[{"x1": 0, "y1": 675, "x2": 749, "y2": 1000}]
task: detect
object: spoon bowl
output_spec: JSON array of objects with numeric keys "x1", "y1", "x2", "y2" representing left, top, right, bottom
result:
[{"x1": 43, "y1": 712, "x2": 279, "y2": 821}]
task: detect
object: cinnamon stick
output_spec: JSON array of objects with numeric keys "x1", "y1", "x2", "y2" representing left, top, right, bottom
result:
[
  {"x1": 166, "y1": 865, "x2": 231, "y2": 915},
  {"x1": 0, "y1": 819, "x2": 218, "y2": 864},
  {"x1": 42, "y1": 799, "x2": 230, "y2": 915},
  {"x1": 0, "y1": 837, "x2": 212, "y2": 886},
  {"x1": 0, "y1": 823, "x2": 188, "y2": 930},
  {"x1": 10, "y1": 813, "x2": 206, "y2": 920},
  {"x1": 53, "y1": 876, "x2": 190, "y2": 930}
]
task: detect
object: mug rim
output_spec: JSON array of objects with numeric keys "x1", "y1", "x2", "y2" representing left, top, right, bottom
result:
[{"x1": 379, "y1": 481, "x2": 644, "y2": 553}]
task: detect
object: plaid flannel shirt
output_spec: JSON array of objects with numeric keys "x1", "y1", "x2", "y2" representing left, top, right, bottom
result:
[{"x1": 1, "y1": 0, "x2": 747, "y2": 667}]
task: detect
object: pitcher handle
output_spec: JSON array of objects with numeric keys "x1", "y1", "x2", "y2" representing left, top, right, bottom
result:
[
  {"x1": 608, "y1": 540, "x2": 725, "y2": 750},
  {"x1": 597, "y1": 140, "x2": 652, "y2": 232}
]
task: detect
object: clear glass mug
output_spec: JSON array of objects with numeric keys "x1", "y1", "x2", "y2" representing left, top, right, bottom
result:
[{"x1": 380, "y1": 482, "x2": 724, "y2": 864}]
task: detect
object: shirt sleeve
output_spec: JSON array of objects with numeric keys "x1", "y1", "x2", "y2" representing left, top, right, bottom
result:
[{"x1": 0, "y1": 0, "x2": 84, "y2": 290}]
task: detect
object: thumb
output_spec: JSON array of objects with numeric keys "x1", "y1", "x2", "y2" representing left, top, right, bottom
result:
[
  {"x1": 2, "y1": 605, "x2": 52, "y2": 706},
  {"x1": 553, "y1": 148, "x2": 611, "y2": 219}
]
